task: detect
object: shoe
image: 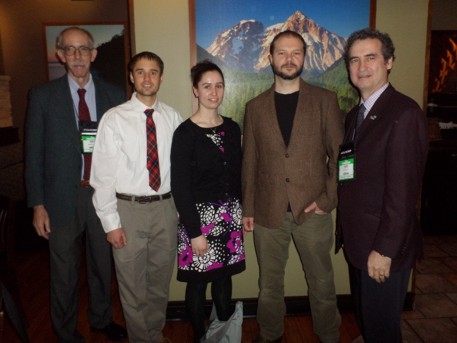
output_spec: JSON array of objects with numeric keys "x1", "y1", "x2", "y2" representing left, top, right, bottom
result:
[
  {"x1": 252, "y1": 335, "x2": 283, "y2": 343},
  {"x1": 91, "y1": 321, "x2": 128, "y2": 341}
]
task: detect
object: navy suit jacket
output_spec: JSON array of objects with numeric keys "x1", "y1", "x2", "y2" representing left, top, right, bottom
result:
[
  {"x1": 336, "y1": 85, "x2": 429, "y2": 272},
  {"x1": 25, "y1": 75, "x2": 125, "y2": 227}
]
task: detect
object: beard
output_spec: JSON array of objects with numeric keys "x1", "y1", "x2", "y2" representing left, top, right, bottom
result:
[{"x1": 271, "y1": 62, "x2": 304, "y2": 80}]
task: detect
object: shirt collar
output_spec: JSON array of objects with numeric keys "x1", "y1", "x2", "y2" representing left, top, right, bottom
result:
[
  {"x1": 360, "y1": 82, "x2": 389, "y2": 114},
  {"x1": 131, "y1": 92, "x2": 158, "y2": 113},
  {"x1": 67, "y1": 74, "x2": 94, "y2": 94}
]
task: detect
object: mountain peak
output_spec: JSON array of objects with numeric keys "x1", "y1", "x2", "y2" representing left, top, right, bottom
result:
[{"x1": 204, "y1": 11, "x2": 346, "y2": 74}]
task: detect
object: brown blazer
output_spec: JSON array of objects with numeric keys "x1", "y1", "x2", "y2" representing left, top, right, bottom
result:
[
  {"x1": 242, "y1": 79, "x2": 344, "y2": 229},
  {"x1": 336, "y1": 85, "x2": 429, "y2": 272}
]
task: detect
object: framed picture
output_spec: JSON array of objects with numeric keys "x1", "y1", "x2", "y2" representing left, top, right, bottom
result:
[
  {"x1": 43, "y1": 22, "x2": 129, "y2": 93},
  {"x1": 189, "y1": 0, "x2": 376, "y2": 128}
]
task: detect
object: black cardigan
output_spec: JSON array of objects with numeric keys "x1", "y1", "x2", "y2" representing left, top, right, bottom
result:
[{"x1": 170, "y1": 117, "x2": 242, "y2": 238}]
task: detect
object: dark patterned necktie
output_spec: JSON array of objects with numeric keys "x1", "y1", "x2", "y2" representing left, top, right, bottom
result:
[
  {"x1": 354, "y1": 103, "x2": 366, "y2": 139},
  {"x1": 77, "y1": 88, "x2": 91, "y2": 180},
  {"x1": 144, "y1": 109, "x2": 161, "y2": 191},
  {"x1": 356, "y1": 104, "x2": 366, "y2": 131}
]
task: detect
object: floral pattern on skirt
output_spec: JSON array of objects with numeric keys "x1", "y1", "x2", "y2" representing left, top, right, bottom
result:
[{"x1": 177, "y1": 197, "x2": 245, "y2": 275}]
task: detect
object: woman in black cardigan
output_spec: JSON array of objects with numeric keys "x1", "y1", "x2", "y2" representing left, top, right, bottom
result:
[{"x1": 170, "y1": 60, "x2": 245, "y2": 342}]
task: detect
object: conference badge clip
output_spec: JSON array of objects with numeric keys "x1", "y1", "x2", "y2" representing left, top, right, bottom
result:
[
  {"x1": 338, "y1": 141, "x2": 356, "y2": 182},
  {"x1": 80, "y1": 121, "x2": 98, "y2": 154}
]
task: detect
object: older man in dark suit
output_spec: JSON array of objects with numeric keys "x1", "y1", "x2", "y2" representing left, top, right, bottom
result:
[
  {"x1": 336, "y1": 28, "x2": 429, "y2": 343},
  {"x1": 25, "y1": 27, "x2": 126, "y2": 342},
  {"x1": 242, "y1": 30, "x2": 343, "y2": 343}
]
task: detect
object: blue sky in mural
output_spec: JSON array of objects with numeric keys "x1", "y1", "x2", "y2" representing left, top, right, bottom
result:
[{"x1": 196, "y1": 0, "x2": 371, "y2": 48}]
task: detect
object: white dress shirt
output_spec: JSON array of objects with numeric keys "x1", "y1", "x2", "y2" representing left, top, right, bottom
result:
[
  {"x1": 90, "y1": 92, "x2": 183, "y2": 232},
  {"x1": 360, "y1": 82, "x2": 389, "y2": 118}
]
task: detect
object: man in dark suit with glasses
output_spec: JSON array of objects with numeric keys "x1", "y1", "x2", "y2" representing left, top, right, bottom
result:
[{"x1": 25, "y1": 26, "x2": 126, "y2": 342}]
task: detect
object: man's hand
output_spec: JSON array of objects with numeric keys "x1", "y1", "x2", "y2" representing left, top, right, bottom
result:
[
  {"x1": 33, "y1": 205, "x2": 51, "y2": 240},
  {"x1": 242, "y1": 217, "x2": 255, "y2": 232},
  {"x1": 191, "y1": 235, "x2": 208, "y2": 257},
  {"x1": 367, "y1": 250, "x2": 392, "y2": 283},
  {"x1": 107, "y1": 228, "x2": 128, "y2": 249},
  {"x1": 304, "y1": 201, "x2": 326, "y2": 215}
]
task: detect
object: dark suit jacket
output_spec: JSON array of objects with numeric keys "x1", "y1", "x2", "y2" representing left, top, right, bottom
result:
[
  {"x1": 336, "y1": 85, "x2": 429, "y2": 272},
  {"x1": 242, "y1": 79, "x2": 344, "y2": 229},
  {"x1": 25, "y1": 75, "x2": 125, "y2": 227}
]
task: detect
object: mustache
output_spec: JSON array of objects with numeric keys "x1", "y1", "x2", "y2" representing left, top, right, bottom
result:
[{"x1": 281, "y1": 63, "x2": 298, "y2": 68}]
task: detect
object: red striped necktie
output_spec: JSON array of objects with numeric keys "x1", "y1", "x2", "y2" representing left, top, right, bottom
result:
[{"x1": 144, "y1": 109, "x2": 161, "y2": 191}]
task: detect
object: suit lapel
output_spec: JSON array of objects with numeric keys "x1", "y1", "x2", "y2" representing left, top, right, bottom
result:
[
  {"x1": 263, "y1": 86, "x2": 287, "y2": 149},
  {"x1": 54, "y1": 76, "x2": 84, "y2": 154},
  {"x1": 288, "y1": 80, "x2": 314, "y2": 148},
  {"x1": 344, "y1": 107, "x2": 358, "y2": 143},
  {"x1": 93, "y1": 78, "x2": 107, "y2": 121},
  {"x1": 356, "y1": 85, "x2": 395, "y2": 141}
]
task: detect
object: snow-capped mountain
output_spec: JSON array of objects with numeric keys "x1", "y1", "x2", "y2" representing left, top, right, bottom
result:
[{"x1": 204, "y1": 11, "x2": 346, "y2": 74}]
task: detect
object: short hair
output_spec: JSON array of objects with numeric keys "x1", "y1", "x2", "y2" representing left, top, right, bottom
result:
[
  {"x1": 56, "y1": 26, "x2": 94, "y2": 49},
  {"x1": 269, "y1": 30, "x2": 306, "y2": 55},
  {"x1": 128, "y1": 51, "x2": 164, "y2": 75},
  {"x1": 344, "y1": 28, "x2": 396, "y2": 67},
  {"x1": 191, "y1": 60, "x2": 224, "y2": 88}
]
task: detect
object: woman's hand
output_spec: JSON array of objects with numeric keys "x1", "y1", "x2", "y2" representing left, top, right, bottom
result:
[{"x1": 191, "y1": 235, "x2": 208, "y2": 257}]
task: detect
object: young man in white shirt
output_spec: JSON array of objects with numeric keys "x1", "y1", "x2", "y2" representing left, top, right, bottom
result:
[{"x1": 91, "y1": 51, "x2": 182, "y2": 343}]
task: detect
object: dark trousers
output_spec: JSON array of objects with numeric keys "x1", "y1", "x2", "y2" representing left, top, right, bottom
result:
[
  {"x1": 49, "y1": 187, "x2": 113, "y2": 343},
  {"x1": 349, "y1": 263, "x2": 410, "y2": 343},
  {"x1": 185, "y1": 275, "x2": 233, "y2": 342}
]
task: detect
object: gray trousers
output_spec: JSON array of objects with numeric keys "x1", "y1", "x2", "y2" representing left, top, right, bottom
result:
[
  {"x1": 253, "y1": 212, "x2": 341, "y2": 343},
  {"x1": 115, "y1": 196, "x2": 178, "y2": 343},
  {"x1": 49, "y1": 186, "x2": 113, "y2": 343}
]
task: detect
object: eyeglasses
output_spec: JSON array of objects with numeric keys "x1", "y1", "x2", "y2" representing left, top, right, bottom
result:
[{"x1": 60, "y1": 45, "x2": 93, "y2": 56}]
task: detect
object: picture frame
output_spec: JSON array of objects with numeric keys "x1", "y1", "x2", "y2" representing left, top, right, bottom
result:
[
  {"x1": 189, "y1": 0, "x2": 376, "y2": 128},
  {"x1": 43, "y1": 22, "x2": 129, "y2": 93}
]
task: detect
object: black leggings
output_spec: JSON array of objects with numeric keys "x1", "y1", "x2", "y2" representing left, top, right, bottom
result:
[{"x1": 185, "y1": 275, "x2": 233, "y2": 342}]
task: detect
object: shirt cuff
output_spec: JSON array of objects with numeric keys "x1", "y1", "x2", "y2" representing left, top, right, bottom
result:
[{"x1": 99, "y1": 212, "x2": 122, "y2": 233}]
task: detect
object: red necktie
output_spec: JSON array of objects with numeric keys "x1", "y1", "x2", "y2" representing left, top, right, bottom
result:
[
  {"x1": 77, "y1": 88, "x2": 92, "y2": 181},
  {"x1": 144, "y1": 109, "x2": 161, "y2": 191}
]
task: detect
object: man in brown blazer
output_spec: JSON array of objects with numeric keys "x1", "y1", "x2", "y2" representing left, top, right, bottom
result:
[
  {"x1": 242, "y1": 31, "x2": 343, "y2": 343},
  {"x1": 336, "y1": 29, "x2": 428, "y2": 343}
]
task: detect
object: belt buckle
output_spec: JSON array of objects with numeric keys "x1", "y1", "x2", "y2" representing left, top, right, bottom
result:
[{"x1": 137, "y1": 197, "x2": 150, "y2": 204}]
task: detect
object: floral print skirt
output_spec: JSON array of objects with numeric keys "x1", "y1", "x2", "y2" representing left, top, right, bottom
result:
[{"x1": 177, "y1": 197, "x2": 246, "y2": 282}]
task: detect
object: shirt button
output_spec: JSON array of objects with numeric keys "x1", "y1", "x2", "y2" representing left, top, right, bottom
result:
[
  {"x1": 286, "y1": 178, "x2": 290, "y2": 182},
  {"x1": 285, "y1": 153, "x2": 289, "y2": 158}
]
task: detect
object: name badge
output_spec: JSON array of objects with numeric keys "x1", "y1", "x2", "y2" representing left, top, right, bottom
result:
[
  {"x1": 80, "y1": 121, "x2": 98, "y2": 154},
  {"x1": 338, "y1": 141, "x2": 356, "y2": 181}
]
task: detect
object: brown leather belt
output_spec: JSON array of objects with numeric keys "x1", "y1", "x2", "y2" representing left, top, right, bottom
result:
[
  {"x1": 116, "y1": 191, "x2": 172, "y2": 204},
  {"x1": 80, "y1": 180, "x2": 90, "y2": 188}
]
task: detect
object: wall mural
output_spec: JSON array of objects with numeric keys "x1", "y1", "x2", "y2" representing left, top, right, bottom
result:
[{"x1": 190, "y1": 0, "x2": 374, "y2": 129}]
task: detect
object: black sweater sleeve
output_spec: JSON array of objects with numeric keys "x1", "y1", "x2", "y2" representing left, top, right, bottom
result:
[{"x1": 171, "y1": 121, "x2": 202, "y2": 238}]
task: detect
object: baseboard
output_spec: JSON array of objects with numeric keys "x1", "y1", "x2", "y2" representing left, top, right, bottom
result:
[{"x1": 166, "y1": 292, "x2": 415, "y2": 320}]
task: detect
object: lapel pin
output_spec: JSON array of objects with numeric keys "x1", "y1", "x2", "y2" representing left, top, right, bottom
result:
[{"x1": 370, "y1": 115, "x2": 377, "y2": 120}]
